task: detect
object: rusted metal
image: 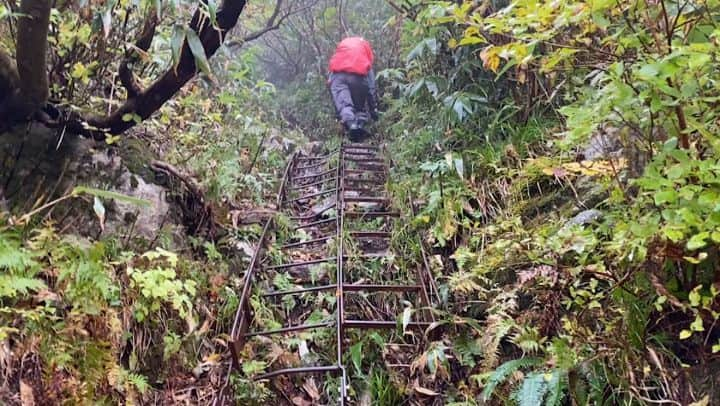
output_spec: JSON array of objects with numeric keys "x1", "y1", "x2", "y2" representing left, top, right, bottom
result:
[
  {"x1": 345, "y1": 210, "x2": 400, "y2": 218},
  {"x1": 343, "y1": 284, "x2": 421, "y2": 293},
  {"x1": 344, "y1": 157, "x2": 384, "y2": 163},
  {"x1": 335, "y1": 140, "x2": 348, "y2": 405},
  {"x1": 244, "y1": 321, "x2": 333, "y2": 338},
  {"x1": 344, "y1": 196, "x2": 388, "y2": 204},
  {"x1": 295, "y1": 159, "x2": 330, "y2": 170},
  {"x1": 285, "y1": 187, "x2": 338, "y2": 203},
  {"x1": 343, "y1": 320, "x2": 431, "y2": 329},
  {"x1": 289, "y1": 177, "x2": 338, "y2": 190},
  {"x1": 254, "y1": 365, "x2": 341, "y2": 381},
  {"x1": 265, "y1": 256, "x2": 337, "y2": 270},
  {"x1": 216, "y1": 140, "x2": 437, "y2": 405},
  {"x1": 293, "y1": 217, "x2": 337, "y2": 230},
  {"x1": 290, "y1": 202, "x2": 337, "y2": 221},
  {"x1": 344, "y1": 168, "x2": 385, "y2": 175},
  {"x1": 280, "y1": 236, "x2": 334, "y2": 249},
  {"x1": 228, "y1": 218, "x2": 273, "y2": 371},
  {"x1": 263, "y1": 284, "x2": 336, "y2": 298},
  {"x1": 276, "y1": 152, "x2": 298, "y2": 207},
  {"x1": 343, "y1": 176, "x2": 385, "y2": 184},
  {"x1": 349, "y1": 231, "x2": 391, "y2": 238},
  {"x1": 292, "y1": 167, "x2": 337, "y2": 182}
]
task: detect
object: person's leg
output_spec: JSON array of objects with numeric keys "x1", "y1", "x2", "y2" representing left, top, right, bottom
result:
[
  {"x1": 329, "y1": 73, "x2": 356, "y2": 126},
  {"x1": 347, "y1": 74, "x2": 371, "y2": 141},
  {"x1": 347, "y1": 74, "x2": 369, "y2": 114}
]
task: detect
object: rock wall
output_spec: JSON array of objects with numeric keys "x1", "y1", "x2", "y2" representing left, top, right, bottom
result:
[{"x1": 0, "y1": 124, "x2": 182, "y2": 242}]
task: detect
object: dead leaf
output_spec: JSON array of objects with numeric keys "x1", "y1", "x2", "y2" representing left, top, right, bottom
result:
[
  {"x1": 291, "y1": 396, "x2": 312, "y2": 406},
  {"x1": 33, "y1": 289, "x2": 59, "y2": 303},
  {"x1": 20, "y1": 380, "x2": 35, "y2": 406},
  {"x1": 414, "y1": 385, "x2": 439, "y2": 397},
  {"x1": 302, "y1": 377, "x2": 321, "y2": 400},
  {"x1": 203, "y1": 353, "x2": 221, "y2": 365}
]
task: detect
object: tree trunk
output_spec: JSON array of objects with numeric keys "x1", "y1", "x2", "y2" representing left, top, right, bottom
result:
[{"x1": 15, "y1": 0, "x2": 51, "y2": 117}]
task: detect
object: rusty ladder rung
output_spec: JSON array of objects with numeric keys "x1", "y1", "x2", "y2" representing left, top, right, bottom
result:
[
  {"x1": 344, "y1": 196, "x2": 388, "y2": 204},
  {"x1": 286, "y1": 188, "x2": 337, "y2": 203},
  {"x1": 344, "y1": 168, "x2": 385, "y2": 175},
  {"x1": 263, "y1": 284, "x2": 336, "y2": 298},
  {"x1": 244, "y1": 321, "x2": 333, "y2": 338},
  {"x1": 290, "y1": 203, "x2": 337, "y2": 221},
  {"x1": 295, "y1": 160, "x2": 330, "y2": 170},
  {"x1": 281, "y1": 236, "x2": 334, "y2": 249},
  {"x1": 343, "y1": 284, "x2": 420, "y2": 293},
  {"x1": 292, "y1": 167, "x2": 338, "y2": 182},
  {"x1": 343, "y1": 320, "x2": 431, "y2": 329},
  {"x1": 343, "y1": 177, "x2": 385, "y2": 185},
  {"x1": 297, "y1": 149, "x2": 339, "y2": 161},
  {"x1": 289, "y1": 177, "x2": 338, "y2": 190},
  {"x1": 345, "y1": 211, "x2": 400, "y2": 218},
  {"x1": 344, "y1": 143, "x2": 379, "y2": 150},
  {"x1": 349, "y1": 231, "x2": 391, "y2": 238},
  {"x1": 253, "y1": 365, "x2": 341, "y2": 381},
  {"x1": 266, "y1": 256, "x2": 337, "y2": 270},
  {"x1": 344, "y1": 157, "x2": 384, "y2": 164},
  {"x1": 293, "y1": 217, "x2": 337, "y2": 230}
]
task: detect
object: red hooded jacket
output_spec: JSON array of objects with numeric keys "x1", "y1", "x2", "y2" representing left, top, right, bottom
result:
[{"x1": 328, "y1": 37, "x2": 374, "y2": 75}]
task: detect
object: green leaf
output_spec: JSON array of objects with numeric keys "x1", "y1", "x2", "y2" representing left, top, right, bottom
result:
[
  {"x1": 687, "y1": 232, "x2": 709, "y2": 250},
  {"x1": 170, "y1": 24, "x2": 185, "y2": 71},
  {"x1": 654, "y1": 189, "x2": 677, "y2": 205},
  {"x1": 690, "y1": 315, "x2": 704, "y2": 332},
  {"x1": 0, "y1": 275, "x2": 47, "y2": 298},
  {"x1": 185, "y1": 28, "x2": 212, "y2": 76},
  {"x1": 679, "y1": 329, "x2": 692, "y2": 340},
  {"x1": 513, "y1": 372, "x2": 549, "y2": 406},
  {"x1": 689, "y1": 287, "x2": 702, "y2": 307},
  {"x1": 482, "y1": 357, "x2": 543, "y2": 401},
  {"x1": 72, "y1": 186, "x2": 150, "y2": 207},
  {"x1": 350, "y1": 342, "x2": 362, "y2": 375}
]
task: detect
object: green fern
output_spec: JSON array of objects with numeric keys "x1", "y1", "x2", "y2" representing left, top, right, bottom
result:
[
  {"x1": 513, "y1": 372, "x2": 548, "y2": 406},
  {"x1": 0, "y1": 275, "x2": 46, "y2": 298},
  {"x1": 0, "y1": 235, "x2": 38, "y2": 273},
  {"x1": 545, "y1": 370, "x2": 566, "y2": 405},
  {"x1": 482, "y1": 357, "x2": 542, "y2": 401},
  {"x1": 454, "y1": 333, "x2": 483, "y2": 368},
  {"x1": 126, "y1": 372, "x2": 149, "y2": 394}
]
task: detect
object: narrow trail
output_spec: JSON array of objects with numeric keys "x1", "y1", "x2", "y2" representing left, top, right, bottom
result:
[{"x1": 214, "y1": 140, "x2": 439, "y2": 405}]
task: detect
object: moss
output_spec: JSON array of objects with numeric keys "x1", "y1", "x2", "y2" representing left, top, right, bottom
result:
[{"x1": 119, "y1": 137, "x2": 158, "y2": 183}]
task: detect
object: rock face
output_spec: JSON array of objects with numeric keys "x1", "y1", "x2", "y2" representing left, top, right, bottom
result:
[
  {"x1": 0, "y1": 124, "x2": 180, "y2": 241},
  {"x1": 582, "y1": 126, "x2": 623, "y2": 161}
]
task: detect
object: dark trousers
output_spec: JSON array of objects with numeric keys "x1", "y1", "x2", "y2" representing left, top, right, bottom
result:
[{"x1": 329, "y1": 72, "x2": 369, "y2": 125}]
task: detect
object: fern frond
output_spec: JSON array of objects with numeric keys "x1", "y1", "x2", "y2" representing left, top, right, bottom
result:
[
  {"x1": 513, "y1": 372, "x2": 548, "y2": 406},
  {"x1": 480, "y1": 315, "x2": 516, "y2": 369},
  {"x1": 0, "y1": 237, "x2": 38, "y2": 273},
  {"x1": 545, "y1": 369, "x2": 567, "y2": 406},
  {"x1": 127, "y1": 373, "x2": 149, "y2": 394},
  {"x1": 481, "y1": 357, "x2": 542, "y2": 401},
  {"x1": 0, "y1": 275, "x2": 46, "y2": 298}
]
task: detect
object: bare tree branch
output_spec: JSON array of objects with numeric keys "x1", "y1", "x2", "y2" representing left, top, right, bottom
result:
[
  {"x1": 225, "y1": 0, "x2": 316, "y2": 48},
  {"x1": 65, "y1": 0, "x2": 249, "y2": 137},
  {"x1": 118, "y1": 8, "x2": 159, "y2": 98}
]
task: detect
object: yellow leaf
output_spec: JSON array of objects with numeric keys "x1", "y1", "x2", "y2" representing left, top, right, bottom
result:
[{"x1": 480, "y1": 46, "x2": 500, "y2": 73}]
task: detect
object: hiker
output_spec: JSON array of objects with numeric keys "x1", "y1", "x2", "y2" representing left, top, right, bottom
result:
[{"x1": 328, "y1": 36, "x2": 379, "y2": 140}]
